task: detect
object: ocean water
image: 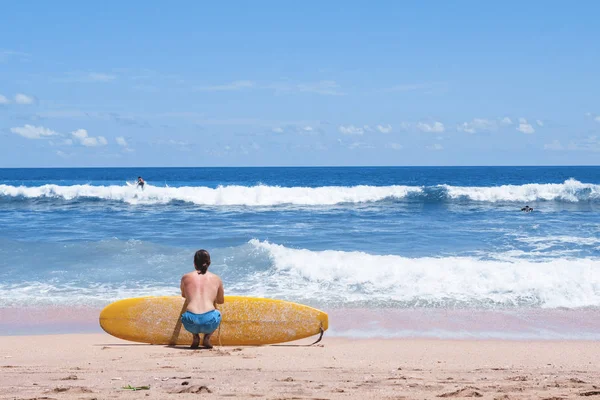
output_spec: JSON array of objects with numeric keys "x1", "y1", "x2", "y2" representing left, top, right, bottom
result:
[{"x1": 1, "y1": 166, "x2": 600, "y2": 338}]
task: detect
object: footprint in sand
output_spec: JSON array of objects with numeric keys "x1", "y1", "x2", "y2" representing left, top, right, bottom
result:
[
  {"x1": 51, "y1": 386, "x2": 93, "y2": 393},
  {"x1": 580, "y1": 391, "x2": 600, "y2": 397},
  {"x1": 506, "y1": 375, "x2": 528, "y2": 381},
  {"x1": 437, "y1": 386, "x2": 483, "y2": 398},
  {"x1": 170, "y1": 385, "x2": 212, "y2": 394}
]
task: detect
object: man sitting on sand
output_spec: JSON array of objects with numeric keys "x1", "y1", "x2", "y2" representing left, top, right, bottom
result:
[{"x1": 180, "y1": 249, "x2": 225, "y2": 349}]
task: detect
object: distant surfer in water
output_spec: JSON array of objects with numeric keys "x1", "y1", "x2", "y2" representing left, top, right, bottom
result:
[
  {"x1": 180, "y1": 249, "x2": 225, "y2": 349},
  {"x1": 521, "y1": 205, "x2": 534, "y2": 212},
  {"x1": 136, "y1": 176, "x2": 145, "y2": 190}
]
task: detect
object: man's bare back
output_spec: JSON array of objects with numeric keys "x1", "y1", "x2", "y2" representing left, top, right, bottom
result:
[
  {"x1": 180, "y1": 271, "x2": 224, "y2": 314},
  {"x1": 179, "y1": 249, "x2": 224, "y2": 349}
]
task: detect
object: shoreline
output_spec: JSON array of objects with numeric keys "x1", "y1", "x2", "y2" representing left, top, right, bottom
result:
[
  {"x1": 2, "y1": 306, "x2": 600, "y2": 340},
  {"x1": 1, "y1": 333, "x2": 599, "y2": 399}
]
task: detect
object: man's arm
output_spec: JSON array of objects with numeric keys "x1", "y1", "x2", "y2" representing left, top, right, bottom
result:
[
  {"x1": 180, "y1": 277, "x2": 186, "y2": 298},
  {"x1": 215, "y1": 279, "x2": 225, "y2": 304}
]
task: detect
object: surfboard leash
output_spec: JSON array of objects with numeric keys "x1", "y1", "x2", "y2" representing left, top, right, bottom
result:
[{"x1": 268, "y1": 323, "x2": 325, "y2": 347}]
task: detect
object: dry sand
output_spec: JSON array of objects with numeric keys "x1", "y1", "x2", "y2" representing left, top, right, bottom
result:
[{"x1": 1, "y1": 334, "x2": 599, "y2": 399}]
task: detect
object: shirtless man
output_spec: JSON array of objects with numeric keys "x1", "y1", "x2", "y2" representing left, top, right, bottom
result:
[{"x1": 180, "y1": 249, "x2": 225, "y2": 349}]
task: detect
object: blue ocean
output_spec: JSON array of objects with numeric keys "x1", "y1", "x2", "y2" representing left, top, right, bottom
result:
[{"x1": 1, "y1": 167, "x2": 599, "y2": 338}]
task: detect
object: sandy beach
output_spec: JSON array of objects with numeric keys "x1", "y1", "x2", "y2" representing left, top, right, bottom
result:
[{"x1": 1, "y1": 333, "x2": 599, "y2": 400}]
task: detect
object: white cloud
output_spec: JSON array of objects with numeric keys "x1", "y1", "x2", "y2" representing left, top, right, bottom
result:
[
  {"x1": 264, "y1": 124, "x2": 322, "y2": 135},
  {"x1": 544, "y1": 135, "x2": 600, "y2": 152},
  {"x1": 0, "y1": 50, "x2": 31, "y2": 63},
  {"x1": 457, "y1": 118, "x2": 496, "y2": 134},
  {"x1": 386, "y1": 143, "x2": 403, "y2": 150},
  {"x1": 71, "y1": 129, "x2": 108, "y2": 147},
  {"x1": 0, "y1": 94, "x2": 9, "y2": 104},
  {"x1": 268, "y1": 80, "x2": 345, "y2": 96},
  {"x1": 11, "y1": 124, "x2": 58, "y2": 139},
  {"x1": 314, "y1": 142, "x2": 327, "y2": 151},
  {"x1": 167, "y1": 139, "x2": 188, "y2": 146},
  {"x1": 417, "y1": 121, "x2": 445, "y2": 133},
  {"x1": 195, "y1": 80, "x2": 344, "y2": 96},
  {"x1": 348, "y1": 142, "x2": 374, "y2": 149},
  {"x1": 295, "y1": 80, "x2": 344, "y2": 96},
  {"x1": 116, "y1": 137, "x2": 128, "y2": 147},
  {"x1": 544, "y1": 136, "x2": 600, "y2": 152},
  {"x1": 339, "y1": 125, "x2": 364, "y2": 135},
  {"x1": 87, "y1": 73, "x2": 116, "y2": 82},
  {"x1": 377, "y1": 124, "x2": 392, "y2": 133},
  {"x1": 363, "y1": 125, "x2": 373, "y2": 132},
  {"x1": 569, "y1": 136, "x2": 600, "y2": 152},
  {"x1": 458, "y1": 117, "x2": 518, "y2": 133},
  {"x1": 239, "y1": 141, "x2": 262, "y2": 154},
  {"x1": 56, "y1": 72, "x2": 117, "y2": 83},
  {"x1": 595, "y1": 116, "x2": 600, "y2": 123},
  {"x1": 427, "y1": 143, "x2": 444, "y2": 151},
  {"x1": 516, "y1": 118, "x2": 535, "y2": 134},
  {"x1": 536, "y1": 120, "x2": 544, "y2": 127},
  {"x1": 14, "y1": 93, "x2": 34, "y2": 104},
  {"x1": 544, "y1": 140, "x2": 563, "y2": 151},
  {"x1": 196, "y1": 80, "x2": 255, "y2": 91}
]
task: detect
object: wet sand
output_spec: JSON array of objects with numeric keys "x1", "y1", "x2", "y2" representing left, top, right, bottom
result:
[{"x1": 3, "y1": 306, "x2": 600, "y2": 340}]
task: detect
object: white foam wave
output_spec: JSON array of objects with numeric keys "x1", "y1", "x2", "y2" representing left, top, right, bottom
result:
[
  {"x1": 0, "y1": 183, "x2": 421, "y2": 206},
  {"x1": 1, "y1": 179, "x2": 599, "y2": 205},
  {"x1": 515, "y1": 235, "x2": 600, "y2": 252},
  {"x1": 444, "y1": 178, "x2": 600, "y2": 202},
  {"x1": 1, "y1": 239, "x2": 600, "y2": 309},
  {"x1": 243, "y1": 240, "x2": 600, "y2": 309},
  {"x1": 0, "y1": 281, "x2": 176, "y2": 308}
]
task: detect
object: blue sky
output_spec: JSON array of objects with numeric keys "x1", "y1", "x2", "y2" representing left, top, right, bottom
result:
[{"x1": 1, "y1": 1, "x2": 599, "y2": 167}]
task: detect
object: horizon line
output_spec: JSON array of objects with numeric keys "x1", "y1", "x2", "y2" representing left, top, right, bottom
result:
[{"x1": 1, "y1": 165, "x2": 600, "y2": 169}]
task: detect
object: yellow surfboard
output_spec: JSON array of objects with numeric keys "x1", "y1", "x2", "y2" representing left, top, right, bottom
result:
[{"x1": 99, "y1": 296, "x2": 328, "y2": 346}]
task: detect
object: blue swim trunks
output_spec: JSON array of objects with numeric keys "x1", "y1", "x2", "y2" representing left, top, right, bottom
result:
[{"x1": 181, "y1": 309, "x2": 222, "y2": 335}]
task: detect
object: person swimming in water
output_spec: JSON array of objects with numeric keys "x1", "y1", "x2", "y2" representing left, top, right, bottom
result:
[
  {"x1": 136, "y1": 176, "x2": 145, "y2": 190},
  {"x1": 521, "y1": 205, "x2": 533, "y2": 212}
]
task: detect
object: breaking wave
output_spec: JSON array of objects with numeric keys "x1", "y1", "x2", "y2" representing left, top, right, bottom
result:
[
  {"x1": 1, "y1": 179, "x2": 599, "y2": 206},
  {"x1": 1, "y1": 239, "x2": 599, "y2": 309}
]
